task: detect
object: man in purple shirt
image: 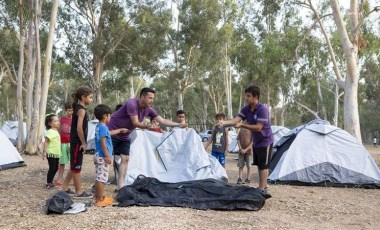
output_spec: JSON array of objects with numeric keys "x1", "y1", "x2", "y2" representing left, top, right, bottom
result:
[
  {"x1": 108, "y1": 87, "x2": 187, "y2": 191},
  {"x1": 219, "y1": 85, "x2": 273, "y2": 199}
]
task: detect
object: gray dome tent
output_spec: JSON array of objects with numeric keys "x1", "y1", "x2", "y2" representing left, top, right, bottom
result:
[{"x1": 269, "y1": 120, "x2": 380, "y2": 188}]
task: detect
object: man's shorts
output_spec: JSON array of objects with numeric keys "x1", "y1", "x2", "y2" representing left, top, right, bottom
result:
[
  {"x1": 211, "y1": 151, "x2": 226, "y2": 167},
  {"x1": 237, "y1": 152, "x2": 253, "y2": 168},
  {"x1": 59, "y1": 143, "x2": 70, "y2": 164},
  {"x1": 252, "y1": 144, "x2": 273, "y2": 170},
  {"x1": 70, "y1": 142, "x2": 83, "y2": 173},
  {"x1": 111, "y1": 137, "x2": 130, "y2": 156},
  {"x1": 93, "y1": 153, "x2": 110, "y2": 183}
]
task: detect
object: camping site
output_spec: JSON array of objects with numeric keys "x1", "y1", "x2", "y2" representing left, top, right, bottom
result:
[{"x1": 1, "y1": 143, "x2": 380, "y2": 229}]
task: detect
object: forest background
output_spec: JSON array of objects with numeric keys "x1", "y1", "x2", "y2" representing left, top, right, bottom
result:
[{"x1": 0, "y1": 0, "x2": 379, "y2": 154}]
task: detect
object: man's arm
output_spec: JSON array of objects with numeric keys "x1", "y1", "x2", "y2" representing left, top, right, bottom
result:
[
  {"x1": 218, "y1": 116, "x2": 242, "y2": 126},
  {"x1": 130, "y1": 115, "x2": 151, "y2": 129},
  {"x1": 155, "y1": 116, "x2": 187, "y2": 128},
  {"x1": 236, "y1": 122, "x2": 264, "y2": 132}
]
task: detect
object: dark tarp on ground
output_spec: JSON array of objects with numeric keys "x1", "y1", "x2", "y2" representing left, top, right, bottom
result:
[{"x1": 116, "y1": 175, "x2": 266, "y2": 211}]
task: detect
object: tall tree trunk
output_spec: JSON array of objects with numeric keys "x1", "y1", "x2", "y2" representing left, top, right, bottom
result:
[
  {"x1": 330, "y1": 0, "x2": 361, "y2": 142},
  {"x1": 333, "y1": 82, "x2": 343, "y2": 127},
  {"x1": 28, "y1": 0, "x2": 42, "y2": 154},
  {"x1": 38, "y1": 0, "x2": 59, "y2": 147},
  {"x1": 93, "y1": 59, "x2": 104, "y2": 104},
  {"x1": 17, "y1": 0, "x2": 26, "y2": 152},
  {"x1": 26, "y1": 18, "x2": 36, "y2": 140},
  {"x1": 177, "y1": 84, "x2": 184, "y2": 110},
  {"x1": 316, "y1": 73, "x2": 327, "y2": 120}
]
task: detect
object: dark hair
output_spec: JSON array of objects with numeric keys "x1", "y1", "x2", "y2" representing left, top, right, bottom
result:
[
  {"x1": 64, "y1": 102, "x2": 73, "y2": 110},
  {"x1": 115, "y1": 104, "x2": 123, "y2": 111},
  {"x1": 176, "y1": 110, "x2": 185, "y2": 116},
  {"x1": 45, "y1": 114, "x2": 57, "y2": 130},
  {"x1": 72, "y1": 86, "x2": 93, "y2": 106},
  {"x1": 215, "y1": 113, "x2": 225, "y2": 119},
  {"x1": 140, "y1": 87, "x2": 155, "y2": 98},
  {"x1": 94, "y1": 104, "x2": 112, "y2": 120},
  {"x1": 245, "y1": 85, "x2": 260, "y2": 99}
]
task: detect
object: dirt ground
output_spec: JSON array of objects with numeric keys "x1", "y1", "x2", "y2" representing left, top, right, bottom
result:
[{"x1": 1, "y1": 146, "x2": 380, "y2": 230}]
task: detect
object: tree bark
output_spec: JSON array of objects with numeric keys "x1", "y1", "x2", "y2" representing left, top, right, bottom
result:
[
  {"x1": 330, "y1": 0, "x2": 361, "y2": 142},
  {"x1": 38, "y1": 0, "x2": 59, "y2": 148},
  {"x1": 16, "y1": 0, "x2": 26, "y2": 152}
]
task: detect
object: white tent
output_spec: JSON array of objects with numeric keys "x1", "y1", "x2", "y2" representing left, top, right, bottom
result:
[
  {"x1": 269, "y1": 119, "x2": 380, "y2": 188},
  {"x1": 1, "y1": 121, "x2": 27, "y2": 146},
  {"x1": 271, "y1": 125, "x2": 290, "y2": 146},
  {"x1": 86, "y1": 119, "x2": 98, "y2": 152},
  {"x1": 228, "y1": 130, "x2": 239, "y2": 153},
  {"x1": 124, "y1": 128, "x2": 228, "y2": 186},
  {"x1": 0, "y1": 130, "x2": 25, "y2": 170}
]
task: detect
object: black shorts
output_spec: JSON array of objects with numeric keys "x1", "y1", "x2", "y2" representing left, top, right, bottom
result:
[
  {"x1": 252, "y1": 144, "x2": 273, "y2": 170},
  {"x1": 112, "y1": 137, "x2": 131, "y2": 156},
  {"x1": 70, "y1": 142, "x2": 83, "y2": 173}
]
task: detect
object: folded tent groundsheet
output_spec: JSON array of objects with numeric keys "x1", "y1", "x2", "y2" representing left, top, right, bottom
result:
[
  {"x1": 117, "y1": 175, "x2": 266, "y2": 211},
  {"x1": 125, "y1": 128, "x2": 228, "y2": 186}
]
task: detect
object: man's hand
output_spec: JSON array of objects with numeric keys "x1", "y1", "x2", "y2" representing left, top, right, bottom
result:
[
  {"x1": 42, "y1": 151, "x2": 46, "y2": 160},
  {"x1": 224, "y1": 150, "x2": 229, "y2": 156},
  {"x1": 234, "y1": 122, "x2": 242, "y2": 129},
  {"x1": 179, "y1": 123, "x2": 188, "y2": 128}
]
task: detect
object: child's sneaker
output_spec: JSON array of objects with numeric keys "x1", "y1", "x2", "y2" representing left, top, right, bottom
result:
[
  {"x1": 244, "y1": 179, "x2": 251, "y2": 184},
  {"x1": 46, "y1": 183, "x2": 55, "y2": 190},
  {"x1": 53, "y1": 180, "x2": 62, "y2": 186},
  {"x1": 73, "y1": 191, "x2": 93, "y2": 199},
  {"x1": 64, "y1": 188, "x2": 76, "y2": 197},
  {"x1": 236, "y1": 178, "x2": 243, "y2": 184},
  {"x1": 95, "y1": 196, "x2": 113, "y2": 207}
]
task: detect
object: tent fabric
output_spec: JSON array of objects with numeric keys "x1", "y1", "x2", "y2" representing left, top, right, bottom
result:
[
  {"x1": 271, "y1": 125, "x2": 290, "y2": 146},
  {"x1": 125, "y1": 128, "x2": 228, "y2": 186},
  {"x1": 0, "y1": 130, "x2": 26, "y2": 170},
  {"x1": 117, "y1": 175, "x2": 266, "y2": 211},
  {"x1": 1, "y1": 121, "x2": 27, "y2": 145},
  {"x1": 228, "y1": 130, "x2": 239, "y2": 152},
  {"x1": 86, "y1": 119, "x2": 98, "y2": 151},
  {"x1": 269, "y1": 119, "x2": 380, "y2": 188}
]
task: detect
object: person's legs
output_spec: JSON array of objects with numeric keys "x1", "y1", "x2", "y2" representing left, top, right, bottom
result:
[
  {"x1": 47, "y1": 157, "x2": 59, "y2": 184},
  {"x1": 254, "y1": 145, "x2": 272, "y2": 190},
  {"x1": 237, "y1": 154, "x2": 244, "y2": 181},
  {"x1": 57, "y1": 164, "x2": 65, "y2": 183},
  {"x1": 94, "y1": 154, "x2": 112, "y2": 206},
  {"x1": 73, "y1": 172, "x2": 84, "y2": 195},
  {"x1": 117, "y1": 154, "x2": 129, "y2": 190},
  {"x1": 258, "y1": 169, "x2": 269, "y2": 189},
  {"x1": 62, "y1": 170, "x2": 73, "y2": 191},
  {"x1": 57, "y1": 143, "x2": 70, "y2": 183},
  {"x1": 112, "y1": 138, "x2": 130, "y2": 190}
]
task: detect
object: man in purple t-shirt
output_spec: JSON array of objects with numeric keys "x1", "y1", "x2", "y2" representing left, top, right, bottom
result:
[
  {"x1": 108, "y1": 87, "x2": 187, "y2": 191},
  {"x1": 219, "y1": 85, "x2": 273, "y2": 199}
]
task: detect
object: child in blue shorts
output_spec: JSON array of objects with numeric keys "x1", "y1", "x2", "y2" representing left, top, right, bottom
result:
[
  {"x1": 204, "y1": 113, "x2": 229, "y2": 168},
  {"x1": 93, "y1": 104, "x2": 127, "y2": 207}
]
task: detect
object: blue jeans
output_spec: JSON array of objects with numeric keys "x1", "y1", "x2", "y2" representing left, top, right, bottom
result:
[{"x1": 211, "y1": 151, "x2": 225, "y2": 167}]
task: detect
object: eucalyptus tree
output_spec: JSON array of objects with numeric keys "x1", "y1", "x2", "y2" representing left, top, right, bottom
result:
[
  {"x1": 301, "y1": 0, "x2": 380, "y2": 142},
  {"x1": 58, "y1": 0, "x2": 131, "y2": 104}
]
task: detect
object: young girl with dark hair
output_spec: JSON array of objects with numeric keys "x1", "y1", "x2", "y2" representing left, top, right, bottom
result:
[
  {"x1": 61, "y1": 86, "x2": 94, "y2": 199},
  {"x1": 43, "y1": 114, "x2": 61, "y2": 189}
]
